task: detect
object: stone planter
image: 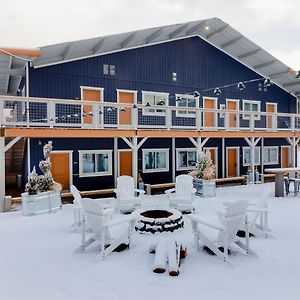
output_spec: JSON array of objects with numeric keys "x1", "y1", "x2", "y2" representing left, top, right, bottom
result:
[
  {"x1": 21, "y1": 191, "x2": 62, "y2": 216},
  {"x1": 193, "y1": 178, "x2": 216, "y2": 197}
]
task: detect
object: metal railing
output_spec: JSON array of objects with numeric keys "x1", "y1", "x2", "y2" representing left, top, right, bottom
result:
[{"x1": 1, "y1": 95, "x2": 299, "y2": 132}]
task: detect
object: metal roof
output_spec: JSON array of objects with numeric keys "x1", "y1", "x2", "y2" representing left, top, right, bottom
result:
[
  {"x1": 0, "y1": 48, "x2": 41, "y2": 96},
  {"x1": 28, "y1": 18, "x2": 300, "y2": 97}
]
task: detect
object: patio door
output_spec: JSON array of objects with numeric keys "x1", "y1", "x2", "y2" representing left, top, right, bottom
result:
[
  {"x1": 203, "y1": 98, "x2": 217, "y2": 128},
  {"x1": 119, "y1": 151, "x2": 132, "y2": 176},
  {"x1": 118, "y1": 90, "x2": 136, "y2": 127},
  {"x1": 227, "y1": 147, "x2": 239, "y2": 177},
  {"x1": 266, "y1": 103, "x2": 277, "y2": 129},
  {"x1": 81, "y1": 88, "x2": 102, "y2": 125},
  {"x1": 226, "y1": 100, "x2": 238, "y2": 128},
  {"x1": 50, "y1": 152, "x2": 71, "y2": 191},
  {"x1": 281, "y1": 146, "x2": 290, "y2": 168}
]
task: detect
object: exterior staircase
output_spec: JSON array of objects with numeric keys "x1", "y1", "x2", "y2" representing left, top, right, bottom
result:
[{"x1": 5, "y1": 137, "x2": 27, "y2": 187}]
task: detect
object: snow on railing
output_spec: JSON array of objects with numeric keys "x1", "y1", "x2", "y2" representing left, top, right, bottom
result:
[{"x1": 0, "y1": 95, "x2": 299, "y2": 132}]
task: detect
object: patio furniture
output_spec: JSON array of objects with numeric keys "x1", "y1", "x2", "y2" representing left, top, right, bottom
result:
[
  {"x1": 71, "y1": 185, "x2": 115, "y2": 229},
  {"x1": 74, "y1": 198, "x2": 136, "y2": 260},
  {"x1": 189, "y1": 200, "x2": 256, "y2": 265},
  {"x1": 165, "y1": 175, "x2": 195, "y2": 213},
  {"x1": 265, "y1": 168, "x2": 300, "y2": 197},
  {"x1": 284, "y1": 172, "x2": 300, "y2": 196},
  {"x1": 114, "y1": 176, "x2": 145, "y2": 213}
]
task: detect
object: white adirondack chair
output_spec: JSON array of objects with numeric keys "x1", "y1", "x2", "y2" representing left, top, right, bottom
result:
[
  {"x1": 114, "y1": 176, "x2": 145, "y2": 213},
  {"x1": 165, "y1": 175, "x2": 195, "y2": 213},
  {"x1": 71, "y1": 185, "x2": 114, "y2": 229},
  {"x1": 189, "y1": 200, "x2": 256, "y2": 265},
  {"x1": 245, "y1": 194, "x2": 272, "y2": 238},
  {"x1": 74, "y1": 198, "x2": 136, "y2": 260}
]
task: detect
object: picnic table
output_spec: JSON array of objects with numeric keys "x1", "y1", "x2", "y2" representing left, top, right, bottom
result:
[{"x1": 264, "y1": 167, "x2": 300, "y2": 197}]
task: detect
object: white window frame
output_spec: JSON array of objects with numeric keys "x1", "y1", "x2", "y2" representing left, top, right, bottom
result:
[
  {"x1": 242, "y1": 146, "x2": 260, "y2": 166},
  {"x1": 142, "y1": 148, "x2": 169, "y2": 173},
  {"x1": 176, "y1": 148, "x2": 197, "y2": 171},
  {"x1": 79, "y1": 150, "x2": 112, "y2": 177},
  {"x1": 242, "y1": 99, "x2": 261, "y2": 120},
  {"x1": 262, "y1": 146, "x2": 279, "y2": 165},
  {"x1": 175, "y1": 94, "x2": 199, "y2": 118},
  {"x1": 142, "y1": 91, "x2": 169, "y2": 116}
]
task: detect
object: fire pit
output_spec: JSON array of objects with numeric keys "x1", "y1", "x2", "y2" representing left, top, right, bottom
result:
[{"x1": 135, "y1": 209, "x2": 184, "y2": 234}]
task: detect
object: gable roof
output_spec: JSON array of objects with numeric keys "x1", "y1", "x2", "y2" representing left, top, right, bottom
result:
[{"x1": 32, "y1": 18, "x2": 300, "y2": 97}]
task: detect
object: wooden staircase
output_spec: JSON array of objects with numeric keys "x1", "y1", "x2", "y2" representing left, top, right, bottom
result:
[{"x1": 5, "y1": 137, "x2": 27, "y2": 187}]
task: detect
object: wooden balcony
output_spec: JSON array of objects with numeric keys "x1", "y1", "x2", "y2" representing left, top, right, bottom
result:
[{"x1": 1, "y1": 95, "x2": 300, "y2": 138}]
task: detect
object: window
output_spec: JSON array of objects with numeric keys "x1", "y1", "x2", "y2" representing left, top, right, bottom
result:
[
  {"x1": 242, "y1": 100, "x2": 261, "y2": 120},
  {"x1": 177, "y1": 148, "x2": 197, "y2": 170},
  {"x1": 109, "y1": 65, "x2": 115, "y2": 75},
  {"x1": 79, "y1": 150, "x2": 112, "y2": 177},
  {"x1": 142, "y1": 91, "x2": 169, "y2": 116},
  {"x1": 263, "y1": 147, "x2": 278, "y2": 165},
  {"x1": 175, "y1": 94, "x2": 198, "y2": 118},
  {"x1": 143, "y1": 149, "x2": 169, "y2": 172},
  {"x1": 103, "y1": 64, "x2": 116, "y2": 75},
  {"x1": 103, "y1": 64, "x2": 109, "y2": 75},
  {"x1": 243, "y1": 147, "x2": 260, "y2": 166}
]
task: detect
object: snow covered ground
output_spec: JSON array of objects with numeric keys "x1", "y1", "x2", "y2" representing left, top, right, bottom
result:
[{"x1": 1, "y1": 183, "x2": 300, "y2": 300}]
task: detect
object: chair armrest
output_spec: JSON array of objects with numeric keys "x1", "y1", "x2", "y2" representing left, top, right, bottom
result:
[
  {"x1": 247, "y1": 208, "x2": 268, "y2": 213},
  {"x1": 135, "y1": 189, "x2": 145, "y2": 195},
  {"x1": 188, "y1": 215, "x2": 223, "y2": 231},
  {"x1": 107, "y1": 214, "x2": 137, "y2": 227},
  {"x1": 165, "y1": 188, "x2": 175, "y2": 195}
]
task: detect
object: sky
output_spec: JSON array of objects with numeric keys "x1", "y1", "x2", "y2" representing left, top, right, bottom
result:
[{"x1": 1, "y1": 0, "x2": 299, "y2": 69}]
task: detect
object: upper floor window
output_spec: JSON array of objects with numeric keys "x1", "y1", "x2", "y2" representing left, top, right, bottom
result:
[
  {"x1": 142, "y1": 91, "x2": 169, "y2": 116},
  {"x1": 79, "y1": 150, "x2": 112, "y2": 177},
  {"x1": 103, "y1": 64, "x2": 116, "y2": 75},
  {"x1": 175, "y1": 94, "x2": 198, "y2": 118},
  {"x1": 242, "y1": 100, "x2": 261, "y2": 120}
]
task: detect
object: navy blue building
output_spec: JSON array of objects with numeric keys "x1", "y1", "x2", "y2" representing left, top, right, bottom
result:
[{"x1": 24, "y1": 18, "x2": 299, "y2": 191}]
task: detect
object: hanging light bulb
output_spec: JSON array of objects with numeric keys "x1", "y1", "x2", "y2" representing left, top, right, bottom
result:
[
  {"x1": 88, "y1": 111, "x2": 93, "y2": 116},
  {"x1": 67, "y1": 115, "x2": 71, "y2": 119},
  {"x1": 74, "y1": 113, "x2": 78, "y2": 118},
  {"x1": 107, "y1": 107, "x2": 112, "y2": 113},
  {"x1": 213, "y1": 88, "x2": 221, "y2": 96},
  {"x1": 120, "y1": 106, "x2": 126, "y2": 112},
  {"x1": 157, "y1": 100, "x2": 165, "y2": 105},
  {"x1": 99, "y1": 110, "x2": 103, "y2": 114},
  {"x1": 145, "y1": 102, "x2": 151, "y2": 107},
  {"x1": 237, "y1": 82, "x2": 246, "y2": 91},
  {"x1": 264, "y1": 78, "x2": 272, "y2": 87},
  {"x1": 193, "y1": 91, "x2": 200, "y2": 97},
  {"x1": 132, "y1": 104, "x2": 137, "y2": 109},
  {"x1": 176, "y1": 96, "x2": 182, "y2": 102},
  {"x1": 82, "y1": 111, "x2": 87, "y2": 116}
]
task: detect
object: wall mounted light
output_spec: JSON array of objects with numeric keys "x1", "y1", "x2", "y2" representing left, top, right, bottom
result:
[{"x1": 237, "y1": 82, "x2": 245, "y2": 91}]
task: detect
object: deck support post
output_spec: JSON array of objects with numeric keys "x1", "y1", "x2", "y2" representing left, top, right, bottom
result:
[
  {"x1": 0, "y1": 136, "x2": 5, "y2": 212},
  {"x1": 189, "y1": 137, "x2": 209, "y2": 156},
  {"x1": 286, "y1": 137, "x2": 300, "y2": 167},
  {"x1": 244, "y1": 137, "x2": 261, "y2": 183}
]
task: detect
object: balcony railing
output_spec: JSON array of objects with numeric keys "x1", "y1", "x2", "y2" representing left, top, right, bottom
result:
[{"x1": 1, "y1": 95, "x2": 299, "y2": 132}]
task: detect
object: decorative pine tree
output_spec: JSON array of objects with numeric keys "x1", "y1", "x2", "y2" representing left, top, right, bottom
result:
[
  {"x1": 25, "y1": 141, "x2": 60, "y2": 195},
  {"x1": 189, "y1": 150, "x2": 216, "y2": 180}
]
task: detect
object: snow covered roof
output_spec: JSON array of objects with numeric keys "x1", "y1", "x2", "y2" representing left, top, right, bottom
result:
[{"x1": 32, "y1": 18, "x2": 300, "y2": 97}]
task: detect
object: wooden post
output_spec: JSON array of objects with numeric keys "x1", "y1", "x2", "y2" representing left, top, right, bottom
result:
[
  {"x1": 132, "y1": 136, "x2": 138, "y2": 188},
  {"x1": 0, "y1": 136, "x2": 5, "y2": 212}
]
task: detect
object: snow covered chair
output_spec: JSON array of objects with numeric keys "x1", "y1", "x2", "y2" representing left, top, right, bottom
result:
[
  {"x1": 244, "y1": 194, "x2": 272, "y2": 238},
  {"x1": 114, "y1": 176, "x2": 145, "y2": 213},
  {"x1": 74, "y1": 198, "x2": 136, "y2": 260},
  {"x1": 189, "y1": 200, "x2": 256, "y2": 265},
  {"x1": 71, "y1": 185, "x2": 114, "y2": 230},
  {"x1": 165, "y1": 175, "x2": 195, "y2": 213}
]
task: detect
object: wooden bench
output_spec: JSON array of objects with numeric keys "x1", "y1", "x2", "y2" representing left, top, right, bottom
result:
[
  {"x1": 145, "y1": 183, "x2": 175, "y2": 195},
  {"x1": 261, "y1": 173, "x2": 275, "y2": 183},
  {"x1": 215, "y1": 176, "x2": 247, "y2": 185}
]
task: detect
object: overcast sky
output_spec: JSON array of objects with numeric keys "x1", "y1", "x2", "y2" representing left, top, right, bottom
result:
[{"x1": 1, "y1": 0, "x2": 299, "y2": 69}]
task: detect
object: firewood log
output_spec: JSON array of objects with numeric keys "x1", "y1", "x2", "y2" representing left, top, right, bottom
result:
[{"x1": 153, "y1": 240, "x2": 168, "y2": 273}]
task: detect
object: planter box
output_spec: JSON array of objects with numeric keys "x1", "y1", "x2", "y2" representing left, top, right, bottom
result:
[
  {"x1": 193, "y1": 179, "x2": 216, "y2": 197},
  {"x1": 21, "y1": 191, "x2": 62, "y2": 216}
]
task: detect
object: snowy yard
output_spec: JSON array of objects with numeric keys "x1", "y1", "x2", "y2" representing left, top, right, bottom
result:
[{"x1": 1, "y1": 183, "x2": 300, "y2": 300}]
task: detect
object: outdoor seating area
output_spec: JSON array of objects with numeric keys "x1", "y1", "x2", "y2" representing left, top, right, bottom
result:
[{"x1": 1, "y1": 181, "x2": 300, "y2": 299}]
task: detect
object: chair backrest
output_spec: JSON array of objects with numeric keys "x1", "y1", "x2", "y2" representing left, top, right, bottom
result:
[
  {"x1": 71, "y1": 185, "x2": 82, "y2": 208},
  {"x1": 217, "y1": 200, "x2": 248, "y2": 244},
  {"x1": 175, "y1": 175, "x2": 193, "y2": 197},
  {"x1": 81, "y1": 198, "x2": 106, "y2": 238},
  {"x1": 116, "y1": 176, "x2": 135, "y2": 199}
]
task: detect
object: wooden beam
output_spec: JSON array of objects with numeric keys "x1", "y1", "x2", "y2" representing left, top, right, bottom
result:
[
  {"x1": 0, "y1": 48, "x2": 41, "y2": 57},
  {"x1": 4, "y1": 137, "x2": 21, "y2": 152}
]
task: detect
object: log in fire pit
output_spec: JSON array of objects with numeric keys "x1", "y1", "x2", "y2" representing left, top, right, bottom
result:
[{"x1": 135, "y1": 209, "x2": 184, "y2": 234}]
